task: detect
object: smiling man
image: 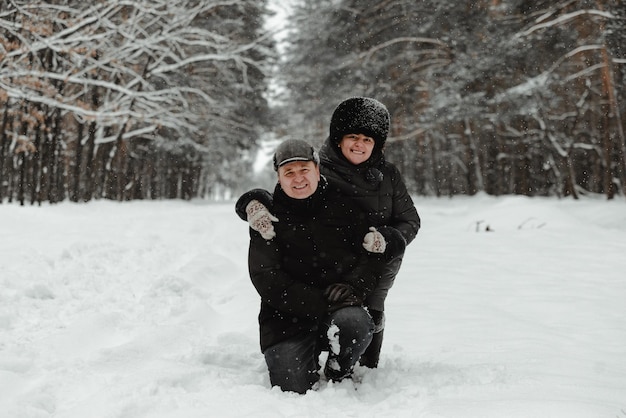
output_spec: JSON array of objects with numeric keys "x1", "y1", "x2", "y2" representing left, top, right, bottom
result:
[
  {"x1": 235, "y1": 139, "x2": 404, "y2": 394},
  {"x1": 273, "y1": 140, "x2": 321, "y2": 199}
]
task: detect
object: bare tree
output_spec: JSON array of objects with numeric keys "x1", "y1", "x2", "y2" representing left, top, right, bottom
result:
[{"x1": 1, "y1": 0, "x2": 273, "y2": 203}]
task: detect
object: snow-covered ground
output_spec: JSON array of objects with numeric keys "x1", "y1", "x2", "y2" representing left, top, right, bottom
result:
[{"x1": 1, "y1": 194, "x2": 625, "y2": 418}]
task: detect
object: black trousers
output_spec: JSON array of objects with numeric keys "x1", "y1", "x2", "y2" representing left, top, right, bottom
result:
[
  {"x1": 365, "y1": 257, "x2": 403, "y2": 312},
  {"x1": 263, "y1": 306, "x2": 374, "y2": 394}
]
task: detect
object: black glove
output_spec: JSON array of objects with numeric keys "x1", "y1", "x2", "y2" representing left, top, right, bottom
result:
[
  {"x1": 325, "y1": 283, "x2": 363, "y2": 312},
  {"x1": 324, "y1": 283, "x2": 354, "y2": 303}
]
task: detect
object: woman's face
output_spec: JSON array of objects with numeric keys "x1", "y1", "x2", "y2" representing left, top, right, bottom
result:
[{"x1": 339, "y1": 134, "x2": 375, "y2": 165}]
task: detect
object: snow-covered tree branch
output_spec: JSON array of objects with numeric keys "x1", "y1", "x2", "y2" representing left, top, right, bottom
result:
[{"x1": 1, "y1": 0, "x2": 273, "y2": 203}]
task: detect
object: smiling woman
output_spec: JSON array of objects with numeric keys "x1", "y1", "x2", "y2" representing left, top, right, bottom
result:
[
  {"x1": 318, "y1": 96, "x2": 421, "y2": 368},
  {"x1": 338, "y1": 134, "x2": 376, "y2": 165}
]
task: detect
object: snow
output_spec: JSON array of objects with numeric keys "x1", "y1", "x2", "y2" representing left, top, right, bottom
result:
[{"x1": 1, "y1": 194, "x2": 625, "y2": 417}]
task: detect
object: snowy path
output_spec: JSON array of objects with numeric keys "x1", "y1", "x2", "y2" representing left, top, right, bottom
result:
[{"x1": 1, "y1": 196, "x2": 625, "y2": 417}]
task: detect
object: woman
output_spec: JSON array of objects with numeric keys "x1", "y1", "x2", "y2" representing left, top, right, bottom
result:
[{"x1": 317, "y1": 97, "x2": 421, "y2": 368}]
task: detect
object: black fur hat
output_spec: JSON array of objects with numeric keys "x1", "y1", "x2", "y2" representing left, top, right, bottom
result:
[{"x1": 329, "y1": 97, "x2": 390, "y2": 152}]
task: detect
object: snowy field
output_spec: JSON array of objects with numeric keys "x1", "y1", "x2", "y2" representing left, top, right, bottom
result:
[{"x1": 1, "y1": 194, "x2": 625, "y2": 418}]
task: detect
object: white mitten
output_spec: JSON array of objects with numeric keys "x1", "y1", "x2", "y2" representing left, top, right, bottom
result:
[
  {"x1": 362, "y1": 227, "x2": 386, "y2": 253},
  {"x1": 246, "y1": 200, "x2": 278, "y2": 240}
]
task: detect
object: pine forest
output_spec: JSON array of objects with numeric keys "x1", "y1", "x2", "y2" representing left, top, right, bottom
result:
[{"x1": 1, "y1": 0, "x2": 625, "y2": 204}]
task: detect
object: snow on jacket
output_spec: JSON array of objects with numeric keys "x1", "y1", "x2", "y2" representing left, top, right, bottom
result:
[
  {"x1": 319, "y1": 137, "x2": 421, "y2": 247},
  {"x1": 238, "y1": 177, "x2": 386, "y2": 352}
]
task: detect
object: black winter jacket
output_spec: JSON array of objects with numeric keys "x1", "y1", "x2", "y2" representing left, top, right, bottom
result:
[
  {"x1": 319, "y1": 138, "x2": 421, "y2": 248},
  {"x1": 237, "y1": 177, "x2": 386, "y2": 352}
]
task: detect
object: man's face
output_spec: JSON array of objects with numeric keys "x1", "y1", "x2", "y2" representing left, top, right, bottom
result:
[{"x1": 278, "y1": 161, "x2": 320, "y2": 199}]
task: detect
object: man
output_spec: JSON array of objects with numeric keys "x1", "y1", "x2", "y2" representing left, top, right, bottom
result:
[{"x1": 236, "y1": 139, "x2": 404, "y2": 393}]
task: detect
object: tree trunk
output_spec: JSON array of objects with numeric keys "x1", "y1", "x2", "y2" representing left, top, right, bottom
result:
[
  {"x1": 72, "y1": 123, "x2": 84, "y2": 202},
  {"x1": 600, "y1": 46, "x2": 626, "y2": 198},
  {"x1": 31, "y1": 125, "x2": 42, "y2": 205},
  {"x1": 428, "y1": 133, "x2": 441, "y2": 197},
  {"x1": 83, "y1": 121, "x2": 97, "y2": 202},
  {"x1": 464, "y1": 119, "x2": 484, "y2": 195},
  {"x1": 0, "y1": 107, "x2": 11, "y2": 203}
]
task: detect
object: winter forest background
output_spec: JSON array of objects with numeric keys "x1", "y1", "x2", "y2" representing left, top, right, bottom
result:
[{"x1": 1, "y1": 0, "x2": 625, "y2": 205}]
